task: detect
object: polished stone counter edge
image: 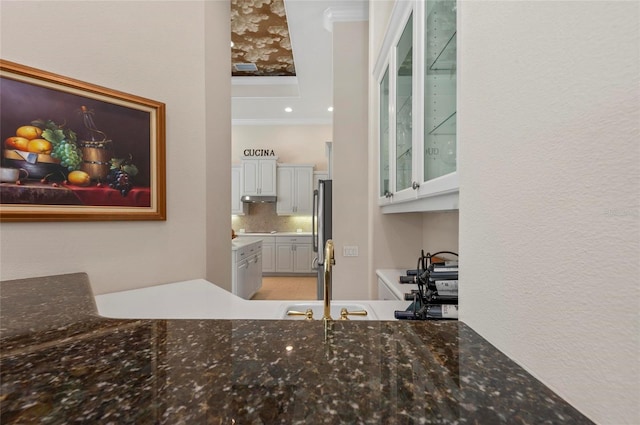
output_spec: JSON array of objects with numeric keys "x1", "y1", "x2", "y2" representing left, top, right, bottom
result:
[{"x1": 0, "y1": 272, "x2": 594, "y2": 424}]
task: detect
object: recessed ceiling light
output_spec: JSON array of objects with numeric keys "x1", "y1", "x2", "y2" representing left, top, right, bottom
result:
[
  {"x1": 284, "y1": 107, "x2": 293, "y2": 113},
  {"x1": 230, "y1": 41, "x2": 234, "y2": 48},
  {"x1": 234, "y1": 63, "x2": 258, "y2": 72},
  {"x1": 327, "y1": 106, "x2": 334, "y2": 112}
]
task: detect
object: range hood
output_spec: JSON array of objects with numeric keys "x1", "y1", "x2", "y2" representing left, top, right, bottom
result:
[{"x1": 241, "y1": 195, "x2": 277, "y2": 203}]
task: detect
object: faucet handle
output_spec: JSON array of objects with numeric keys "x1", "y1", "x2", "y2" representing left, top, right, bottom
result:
[
  {"x1": 287, "y1": 308, "x2": 314, "y2": 320},
  {"x1": 339, "y1": 308, "x2": 368, "y2": 320}
]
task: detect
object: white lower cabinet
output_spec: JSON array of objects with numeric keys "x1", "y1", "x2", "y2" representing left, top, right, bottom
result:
[
  {"x1": 234, "y1": 235, "x2": 275, "y2": 273},
  {"x1": 276, "y1": 244, "x2": 294, "y2": 272},
  {"x1": 247, "y1": 252, "x2": 262, "y2": 298},
  {"x1": 232, "y1": 240, "x2": 262, "y2": 299},
  {"x1": 275, "y1": 236, "x2": 313, "y2": 274},
  {"x1": 293, "y1": 244, "x2": 313, "y2": 273},
  {"x1": 262, "y1": 240, "x2": 275, "y2": 273}
]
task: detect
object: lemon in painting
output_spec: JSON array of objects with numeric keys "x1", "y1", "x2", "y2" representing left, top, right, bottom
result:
[
  {"x1": 27, "y1": 138, "x2": 53, "y2": 154},
  {"x1": 67, "y1": 170, "x2": 91, "y2": 186}
]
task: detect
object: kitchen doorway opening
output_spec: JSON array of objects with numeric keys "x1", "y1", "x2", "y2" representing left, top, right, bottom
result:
[{"x1": 251, "y1": 276, "x2": 315, "y2": 300}]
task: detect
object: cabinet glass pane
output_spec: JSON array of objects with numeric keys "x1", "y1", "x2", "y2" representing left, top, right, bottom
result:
[
  {"x1": 424, "y1": 0, "x2": 456, "y2": 182},
  {"x1": 380, "y1": 67, "x2": 390, "y2": 197},
  {"x1": 396, "y1": 13, "x2": 413, "y2": 192}
]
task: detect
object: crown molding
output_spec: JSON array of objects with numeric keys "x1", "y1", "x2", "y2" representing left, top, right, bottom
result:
[
  {"x1": 232, "y1": 118, "x2": 332, "y2": 126},
  {"x1": 323, "y1": 4, "x2": 369, "y2": 32},
  {"x1": 232, "y1": 76, "x2": 298, "y2": 86}
]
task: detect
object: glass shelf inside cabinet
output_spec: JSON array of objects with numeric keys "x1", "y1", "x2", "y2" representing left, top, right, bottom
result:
[
  {"x1": 429, "y1": 31, "x2": 456, "y2": 72},
  {"x1": 427, "y1": 0, "x2": 457, "y2": 72},
  {"x1": 428, "y1": 111, "x2": 456, "y2": 135},
  {"x1": 424, "y1": 0, "x2": 457, "y2": 183}
]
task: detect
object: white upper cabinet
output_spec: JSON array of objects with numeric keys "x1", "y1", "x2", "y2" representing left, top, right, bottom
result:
[
  {"x1": 241, "y1": 157, "x2": 277, "y2": 196},
  {"x1": 375, "y1": 0, "x2": 458, "y2": 213},
  {"x1": 231, "y1": 165, "x2": 247, "y2": 215},
  {"x1": 276, "y1": 165, "x2": 314, "y2": 216}
]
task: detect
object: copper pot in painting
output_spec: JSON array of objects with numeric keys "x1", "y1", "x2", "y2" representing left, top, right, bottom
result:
[
  {"x1": 79, "y1": 139, "x2": 113, "y2": 180},
  {"x1": 78, "y1": 106, "x2": 113, "y2": 180}
]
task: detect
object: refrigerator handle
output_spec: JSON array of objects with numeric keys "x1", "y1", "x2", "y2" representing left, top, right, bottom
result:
[{"x1": 312, "y1": 189, "x2": 318, "y2": 252}]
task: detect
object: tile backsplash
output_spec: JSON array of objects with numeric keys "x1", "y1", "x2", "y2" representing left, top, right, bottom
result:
[{"x1": 232, "y1": 203, "x2": 312, "y2": 233}]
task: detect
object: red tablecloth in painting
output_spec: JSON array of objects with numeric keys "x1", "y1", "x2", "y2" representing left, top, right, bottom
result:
[{"x1": 0, "y1": 182, "x2": 151, "y2": 207}]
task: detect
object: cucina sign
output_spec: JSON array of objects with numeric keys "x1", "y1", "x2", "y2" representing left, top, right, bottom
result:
[{"x1": 243, "y1": 149, "x2": 276, "y2": 157}]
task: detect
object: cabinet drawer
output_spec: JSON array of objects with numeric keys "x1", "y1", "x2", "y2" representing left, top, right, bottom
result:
[
  {"x1": 236, "y1": 240, "x2": 262, "y2": 259},
  {"x1": 275, "y1": 236, "x2": 311, "y2": 244},
  {"x1": 247, "y1": 240, "x2": 262, "y2": 254}
]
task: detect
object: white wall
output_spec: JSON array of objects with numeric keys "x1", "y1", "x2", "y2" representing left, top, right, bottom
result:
[
  {"x1": 332, "y1": 21, "x2": 370, "y2": 299},
  {"x1": 232, "y1": 125, "x2": 331, "y2": 168},
  {"x1": 205, "y1": 1, "x2": 232, "y2": 291},
  {"x1": 422, "y1": 211, "x2": 458, "y2": 256},
  {"x1": 0, "y1": 1, "x2": 231, "y2": 295},
  {"x1": 459, "y1": 1, "x2": 639, "y2": 424}
]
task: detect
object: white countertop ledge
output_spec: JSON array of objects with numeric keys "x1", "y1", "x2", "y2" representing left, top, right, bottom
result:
[
  {"x1": 95, "y1": 279, "x2": 410, "y2": 321},
  {"x1": 236, "y1": 232, "x2": 312, "y2": 236},
  {"x1": 231, "y1": 239, "x2": 260, "y2": 250}
]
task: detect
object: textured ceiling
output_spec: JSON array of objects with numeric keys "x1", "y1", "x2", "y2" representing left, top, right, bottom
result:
[{"x1": 231, "y1": 0, "x2": 296, "y2": 77}]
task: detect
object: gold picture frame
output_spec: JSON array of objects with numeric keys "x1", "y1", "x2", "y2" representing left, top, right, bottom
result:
[{"x1": 0, "y1": 59, "x2": 166, "y2": 221}]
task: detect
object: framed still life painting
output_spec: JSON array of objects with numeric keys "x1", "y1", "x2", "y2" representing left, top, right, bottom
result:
[{"x1": 0, "y1": 59, "x2": 166, "y2": 221}]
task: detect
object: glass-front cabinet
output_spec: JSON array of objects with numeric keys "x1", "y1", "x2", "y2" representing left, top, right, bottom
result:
[
  {"x1": 379, "y1": 67, "x2": 390, "y2": 198},
  {"x1": 375, "y1": 0, "x2": 458, "y2": 213},
  {"x1": 395, "y1": 12, "x2": 413, "y2": 194}
]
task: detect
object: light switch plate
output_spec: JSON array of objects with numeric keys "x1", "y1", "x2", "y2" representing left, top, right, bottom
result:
[{"x1": 343, "y1": 246, "x2": 359, "y2": 257}]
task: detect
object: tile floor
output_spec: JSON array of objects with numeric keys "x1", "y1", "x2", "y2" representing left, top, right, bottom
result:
[{"x1": 251, "y1": 276, "x2": 317, "y2": 300}]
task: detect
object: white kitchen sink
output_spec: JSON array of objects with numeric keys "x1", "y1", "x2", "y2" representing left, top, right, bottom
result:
[{"x1": 280, "y1": 302, "x2": 376, "y2": 320}]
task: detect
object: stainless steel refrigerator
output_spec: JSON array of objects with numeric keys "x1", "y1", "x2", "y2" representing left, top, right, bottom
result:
[{"x1": 312, "y1": 179, "x2": 332, "y2": 300}]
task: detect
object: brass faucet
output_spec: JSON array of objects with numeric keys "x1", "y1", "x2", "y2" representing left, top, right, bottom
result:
[
  {"x1": 322, "y1": 239, "x2": 335, "y2": 325},
  {"x1": 286, "y1": 239, "x2": 366, "y2": 330}
]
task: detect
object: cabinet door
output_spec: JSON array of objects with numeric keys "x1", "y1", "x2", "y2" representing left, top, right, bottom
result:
[
  {"x1": 250, "y1": 253, "x2": 262, "y2": 297},
  {"x1": 422, "y1": 0, "x2": 457, "y2": 183},
  {"x1": 275, "y1": 244, "x2": 293, "y2": 273},
  {"x1": 259, "y1": 160, "x2": 277, "y2": 196},
  {"x1": 241, "y1": 161, "x2": 259, "y2": 196},
  {"x1": 395, "y1": 12, "x2": 414, "y2": 195},
  {"x1": 293, "y1": 244, "x2": 313, "y2": 273},
  {"x1": 236, "y1": 259, "x2": 249, "y2": 298},
  {"x1": 293, "y1": 167, "x2": 314, "y2": 215},
  {"x1": 379, "y1": 66, "x2": 391, "y2": 201},
  {"x1": 262, "y1": 243, "x2": 275, "y2": 273},
  {"x1": 276, "y1": 167, "x2": 295, "y2": 215}
]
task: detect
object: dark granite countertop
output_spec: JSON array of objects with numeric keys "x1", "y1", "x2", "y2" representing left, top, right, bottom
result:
[{"x1": 0, "y1": 273, "x2": 593, "y2": 424}]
